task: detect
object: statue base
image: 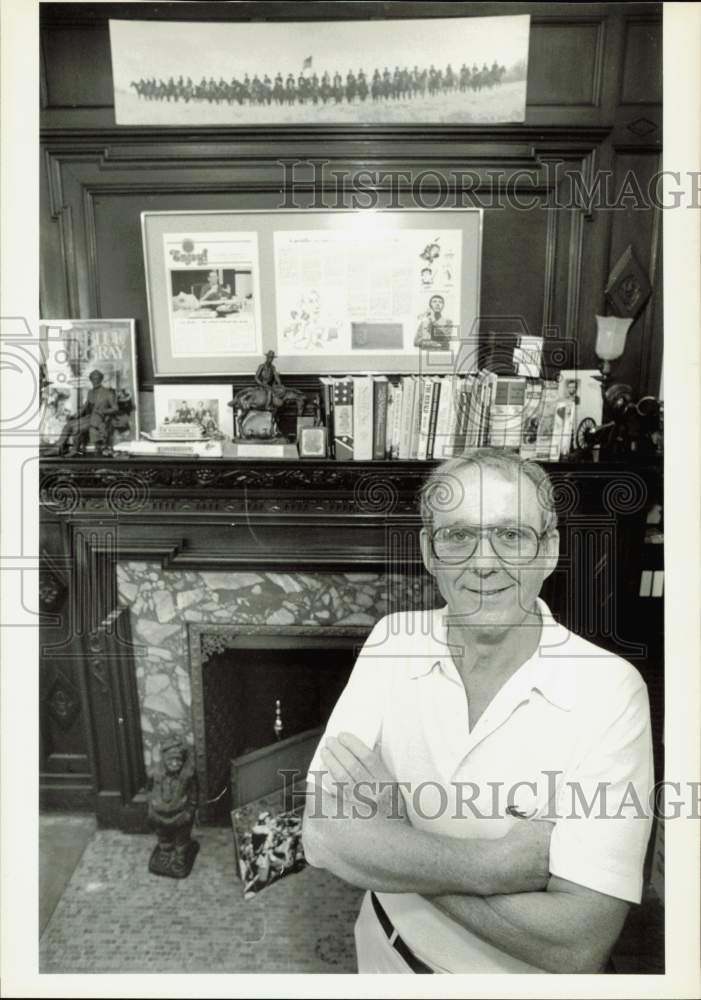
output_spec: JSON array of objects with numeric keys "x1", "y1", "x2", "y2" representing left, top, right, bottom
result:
[{"x1": 148, "y1": 840, "x2": 200, "y2": 879}]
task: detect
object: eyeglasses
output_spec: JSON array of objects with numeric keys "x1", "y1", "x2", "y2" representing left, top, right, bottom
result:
[{"x1": 429, "y1": 523, "x2": 550, "y2": 566}]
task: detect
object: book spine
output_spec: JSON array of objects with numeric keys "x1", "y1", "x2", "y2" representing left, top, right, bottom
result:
[
  {"x1": 384, "y1": 382, "x2": 395, "y2": 459},
  {"x1": 416, "y1": 377, "x2": 436, "y2": 461},
  {"x1": 426, "y1": 378, "x2": 443, "y2": 460},
  {"x1": 353, "y1": 376, "x2": 373, "y2": 460},
  {"x1": 320, "y1": 378, "x2": 335, "y2": 458},
  {"x1": 519, "y1": 380, "x2": 544, "y2": 460},
  {"x1": 433, "y1": 376, "x2": 455, "y2": 460},
  {"x1": 481, "y1": 373, "x2": 498, "y2": 447},
  {"x1": 398, "y1": 377, "x2": 415, "y2": 459},
  {"x1": 488, "y1": 377, "x2": 526, "y2": 449},
  {"x1": 448, "y1": 377, "x2": 462, "y2": 456},
  {"x1": 332, "y1": 377, "x2": 354, "y2": 461},
  {"x1": 467, "y1": 371, "x2": 484, "y2": 450},
  {"x1": 454, "y1": 375, "x2": 472, "y2": 454},
  {"x1": 488, "y1": 376, "x2": 505, "y2": 447},
  {"x1": 390, "y1": 382, "x2": 403, "y2": 459},
  {"x1": 373, "y1": 377, "x2": 389, "y2": 460},
  {"x1": 534, "y1": 383, "x2": 560, "y2": 461},
  {"x1": 409, "y1": 377, "x2": 424, "y2": 459},
  {"x1": 464, "y1": 372, "x2": 483, "y2": 450}
]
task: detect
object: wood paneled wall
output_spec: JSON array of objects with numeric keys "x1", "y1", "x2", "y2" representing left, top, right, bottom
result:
[{"x1": 40, "y1": 1, "x2": 662, "y2": 396}]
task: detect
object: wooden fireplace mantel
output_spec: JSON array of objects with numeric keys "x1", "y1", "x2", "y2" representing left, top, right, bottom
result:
[{"x1": 39, "y1": 456, "x2": 662, "y2": 828}]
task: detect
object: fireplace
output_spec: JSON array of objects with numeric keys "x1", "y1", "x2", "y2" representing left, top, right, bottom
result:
[
  {"x1": 188, "y1": 624, "x2": 370, "y2": 820},
  {"x1": 40, "y1": 457, "x2": 660, "y2": 829},
  {"x1": 113, "y1": 560, "x2": 437, "y2": 823}
]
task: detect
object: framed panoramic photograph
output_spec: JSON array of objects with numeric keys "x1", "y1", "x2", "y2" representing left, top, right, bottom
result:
[
  {"x1": 143, "y1": 209, "x2": 483, "y2": 376},
  {"x1": 110, "y1": 15, "x2": 530, "y2": 127},
  {"x1": 152, "y1": 383, "x2": 235, "y2": 440},
  {"x1": 39, "y1": 319, "x2": 139, "y2": 447}
]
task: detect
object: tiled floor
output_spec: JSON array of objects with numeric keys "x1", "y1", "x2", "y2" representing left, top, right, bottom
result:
[
  {"x1": 39, "y1": 813, "x2": 97, "y2": 936},
  {"x1": 40, "y1": 820, "x2": 363, "y2": 973},
  {"x1": 40, "y1": 815, "x2": 664, "y2": 975}
]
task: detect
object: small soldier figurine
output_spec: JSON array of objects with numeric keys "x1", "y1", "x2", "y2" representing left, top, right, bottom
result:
[
  {"x1": 147, "y1": 738, "x2": 199, "y2": 878},
  {"x1": 254, "y1": 350, "x2": 285, "y2": 409}
]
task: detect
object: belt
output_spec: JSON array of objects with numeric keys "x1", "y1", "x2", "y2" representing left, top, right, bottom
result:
[{"x1": 370, "y1": 892, "x2": 434, "y2": 974}]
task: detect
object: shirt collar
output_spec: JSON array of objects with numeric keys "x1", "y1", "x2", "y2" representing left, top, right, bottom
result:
[{"x1": 409, "y1": 599, "x2": 576, "y2": 712}]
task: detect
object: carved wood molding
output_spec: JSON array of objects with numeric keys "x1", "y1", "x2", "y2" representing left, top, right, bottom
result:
[
  {"x1": 40, "y1": 457, "x2": 656, "y2": 517},
  {"x1": 42, "y1": 149, "x2": 81, "y2": 315},
  {"x1": 40, "y1": 459, "x2": 428, "y2": 514},
  {"x1": 41, "y1": 125, "x2": 614, "y2": 147}
]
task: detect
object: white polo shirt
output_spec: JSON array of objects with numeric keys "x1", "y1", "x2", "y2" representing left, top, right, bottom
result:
[{"x1": 306, "y1": 599, "x2": 654, "y2": 973}]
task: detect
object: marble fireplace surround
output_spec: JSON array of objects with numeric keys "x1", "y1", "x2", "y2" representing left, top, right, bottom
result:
[{"x1": 116, "y1": 562, "x2": 437, "y2": 777}]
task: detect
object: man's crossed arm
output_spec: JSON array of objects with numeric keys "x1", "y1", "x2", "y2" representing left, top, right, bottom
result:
[
  {"x1": 302, "y1": 732, "x2": 629, "y2": 974},
  {"x1": 302, "y1": 732, "x2": 550, "y2": 897}
]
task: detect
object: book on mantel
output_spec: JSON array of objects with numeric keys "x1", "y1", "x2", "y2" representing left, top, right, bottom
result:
[{"x1": 114, "y1": 436, "x2": 224, "y2": 457}]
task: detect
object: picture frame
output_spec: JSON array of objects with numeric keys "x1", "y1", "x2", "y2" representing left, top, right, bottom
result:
[
  {"x1": 142, "y1": 209, "x2": 483, "y2": 376},
  {"x1": 40, "y1": 319, "x2": 139, "y2": 448},
  {"x1": 556, "y1": 369, "x2": 603, "y2": 451},
  {"x1": 152, "y1": 383, "x2": 235, "y2": 440},
  {"x1": 298, "y1": 426, "x2": 328, "y2": 459},
  {"x1": 110, "y1": 15, "x2": 530, "y2": 128},
  {"x1": 605, "y1": 244, "x2": 652, "y2": 320}
]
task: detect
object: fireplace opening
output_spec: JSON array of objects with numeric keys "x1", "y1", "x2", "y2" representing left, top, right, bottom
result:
[{"x1": 190, "y1": 627, "x2": 369, "y2": 822}]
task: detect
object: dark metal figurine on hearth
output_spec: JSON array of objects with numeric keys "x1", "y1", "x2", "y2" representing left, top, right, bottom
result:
[{"x1": 147, "y1": 738, "x2": 199, "y2": 878}]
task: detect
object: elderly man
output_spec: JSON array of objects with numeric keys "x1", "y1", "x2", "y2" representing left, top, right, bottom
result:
[{"x1": 302, "y1": 450, "x2": 653, "y2": 974}]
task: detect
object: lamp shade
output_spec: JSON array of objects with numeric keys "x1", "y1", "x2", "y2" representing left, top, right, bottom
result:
[{"x1": 595, "y1": 315, "x2": 634, "y2": 362}]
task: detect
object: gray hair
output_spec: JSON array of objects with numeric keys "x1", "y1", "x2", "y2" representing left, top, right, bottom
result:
[{"x1": 419, "y1": 449, "x2": 558, "y2": 534}]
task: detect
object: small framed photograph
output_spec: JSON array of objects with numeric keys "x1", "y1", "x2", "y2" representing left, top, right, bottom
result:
[
  {"x1": 298, "y1": 426, "x2": 327, "y2": 459},
  {"x1": 556, "y1": 369, "x2": 603, "y2": 450},
  {"x1": 152, "y1": 383, "x2": 234, "y2": 440}
]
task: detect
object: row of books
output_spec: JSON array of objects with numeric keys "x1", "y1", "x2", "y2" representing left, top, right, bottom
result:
[{"x1": 319, "y1": 370, "x2": 601, "y2": 462}]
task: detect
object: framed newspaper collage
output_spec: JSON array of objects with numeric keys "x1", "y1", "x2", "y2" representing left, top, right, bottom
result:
[{"x1": 141, "y1": 209, "x2": 483, "y2": 377}]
